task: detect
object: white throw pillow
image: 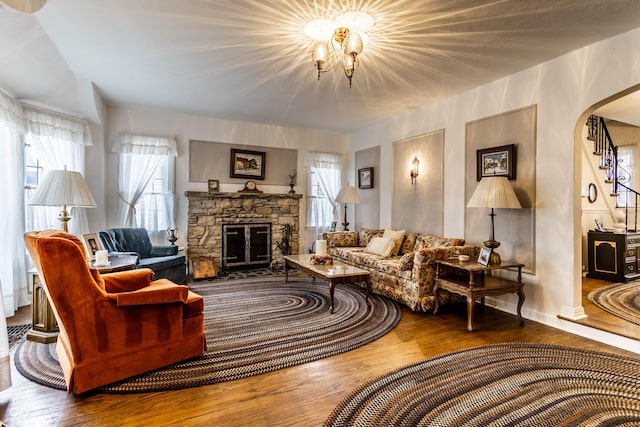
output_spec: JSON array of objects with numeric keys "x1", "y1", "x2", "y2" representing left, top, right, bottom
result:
[
  {"x1": 365, "y1": 237, "x2": 396, "y2": 258},
  {"x1": 383, "y1": 228, "x2": 406, "y2": 256}
]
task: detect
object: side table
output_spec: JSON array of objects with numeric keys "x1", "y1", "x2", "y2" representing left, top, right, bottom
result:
[
  {"x1": 434, "y1": 258, "x2": 525, "y2": 331},
  {"x1": 26, "y1": 255, "x2": 138, "y2": 343}
]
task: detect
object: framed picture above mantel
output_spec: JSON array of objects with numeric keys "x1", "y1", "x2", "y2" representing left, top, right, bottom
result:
[{"x1": 230, "y1": 149, "x2": 265, "y2": 180}]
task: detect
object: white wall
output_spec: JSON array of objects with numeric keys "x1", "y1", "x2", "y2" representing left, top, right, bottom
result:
[
  {"x1": 349, "y1": 27, "x2": 640, "y2": 353},
  {"x1": 104, "y1": 105, "x2": 347, "y2": 249}
]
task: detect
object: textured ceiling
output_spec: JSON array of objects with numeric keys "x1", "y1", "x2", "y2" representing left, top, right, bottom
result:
[{"x1": 2, "y1": 0, "x2": 640, "y2": 133}]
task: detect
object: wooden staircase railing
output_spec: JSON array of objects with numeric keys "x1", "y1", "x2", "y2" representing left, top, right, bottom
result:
[{"x1": 586, "y1": 114, "x2": 640, "y2": 231}]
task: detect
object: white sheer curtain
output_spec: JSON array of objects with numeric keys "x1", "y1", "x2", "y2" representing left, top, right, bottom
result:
[
  {"x1": 0, "y1": 90, "x2": 28, "y2": 322},
  {"x1": 114, "y1": 133, "x2": 177, "y2": 228},
  {"x1": 23, "y1": 105, "x2": 92, "y2": 236},
  {"x1": 305, "y1": 152, "x2": 343, "y2": 249}
]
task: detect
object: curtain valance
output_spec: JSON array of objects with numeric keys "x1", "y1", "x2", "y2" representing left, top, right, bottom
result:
[
  {"x1": 0, "y1": 89, "x2": 26, "y2": 131},
  {"x1": 115, "y1": 132, "x2": 178, "y2": 157},
  {"x1": 305, "y1": 151, "x2": 343, "y2": 170},
  {"x1": 23, "y1": 105, "x2": 91, "y2": 145}
]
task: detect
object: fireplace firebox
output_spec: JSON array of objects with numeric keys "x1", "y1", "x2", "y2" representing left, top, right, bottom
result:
[{"x1": 222, "y1": 223, "x2": 271, "y2": 270}]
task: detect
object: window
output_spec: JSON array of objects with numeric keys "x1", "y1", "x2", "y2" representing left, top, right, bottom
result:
[
  {"x1": 133, "y1": 154, "x2": 175, "y2": 231},
  {"x1": 305, "y1": 152, "x2": 342, "y2": 230},
  {"x1": 115, "y1": 133, "x2": 178, "y2": 230},
  {"x1": 617, "y1": 145, "x2": 638, "y2": 207}
]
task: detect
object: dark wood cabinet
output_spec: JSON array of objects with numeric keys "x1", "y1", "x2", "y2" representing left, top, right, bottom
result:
[
  {"x1": 587, "y1": 231, "x2": 640, "y2": 282},
  {"x1": 222, "y1": 223, "x2": 271, "y2": 270}
]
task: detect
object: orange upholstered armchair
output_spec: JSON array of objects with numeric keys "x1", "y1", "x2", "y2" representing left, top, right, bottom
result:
[{"x1": 24, "y1": 230, "x2": 206, "y2": 394}]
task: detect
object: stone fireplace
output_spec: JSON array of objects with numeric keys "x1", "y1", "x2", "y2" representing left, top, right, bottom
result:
[{"x1": 185, "y1": 191, "x2": 302, "y2": 272}]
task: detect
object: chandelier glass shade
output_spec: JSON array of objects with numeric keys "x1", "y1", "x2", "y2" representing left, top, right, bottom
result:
[{"x1": 305, "y1": 11, "x2": 373, "y2": 87}]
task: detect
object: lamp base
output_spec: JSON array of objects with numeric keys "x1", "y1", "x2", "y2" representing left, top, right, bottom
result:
[
  {"x1": 489, "y1": 251, "x2": 501, "y2": 265},
  {"x1": 341, "y1": 221, "x2": 350, "y2": 231},
  {"x1": 483, "y1": 239, "x2": 501, "y2": 249}
]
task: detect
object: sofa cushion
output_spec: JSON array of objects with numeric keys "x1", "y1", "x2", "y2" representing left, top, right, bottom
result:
[
  {"x1": 138, "y1": 255, "x2": 186, "y2": 271},
  {"x1": 399, "y1": 251, "x2": 414, "y2": 271},
  {"x1": 400, "y1": 233, "x2": 419, "y2": 255},
  {"x1": 383, "y1": 228, "x2": 405, "y2": 256},
  {"x1": 358, "y1": 228, "x2": 384, "y2": 247},
  {"x1": 324, "y1": 231, "x2": 358, "y2": 248},
  {"x1": 365, "y1": 237, "x2": 396, "y2": 257},
  {"x1": 417, "y1": 235, "x2": 465, "y2": 249}
]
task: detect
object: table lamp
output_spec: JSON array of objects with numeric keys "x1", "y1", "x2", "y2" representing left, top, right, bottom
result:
[
  {"x1": 467, "y1": 176, "x2": 521, "y2": 263},
  {"x1": 29, "y1": 168, "x2": 97, "y2": 232},
  {"x1": 335, "y1": 185, "x2": 359, "y2": 231}
]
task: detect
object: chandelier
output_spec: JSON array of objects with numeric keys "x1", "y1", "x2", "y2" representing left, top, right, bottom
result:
[{"x1": 304, "y1": 11, "x2": 374, "y2": 87}]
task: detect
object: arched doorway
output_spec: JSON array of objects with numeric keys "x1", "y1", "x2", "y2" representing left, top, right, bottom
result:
[{"x1": 575, "y1": 84, "x2": 640, "y2": 341}]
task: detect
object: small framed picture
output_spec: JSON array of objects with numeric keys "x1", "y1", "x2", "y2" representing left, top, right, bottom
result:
[
  {"x1": 82, "y1": 233, "x2": 102, "y2": 261},
  {"x1": 358, "y1": 167, "x2": 374, "y2": 189},
  {"x1": 230, "y1": 148, "x2": 266, "y2": 180},
  {"x1": 476, "y1": 144, "x2": 516, "y2": 181},
  {"x1": 330, "y1": 221, "x2": 337, "y2": 232},
  {"x1": 208, "y1": 179, "x2": 220, "y2": 192},
  {"x1": 477, "y1": 247, "x2": 492, "y2": 266}
]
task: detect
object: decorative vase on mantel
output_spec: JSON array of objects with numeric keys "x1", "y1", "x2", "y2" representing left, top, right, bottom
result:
[{"x1": 288, "y1": 169, "x2": 297, "y2": 195}]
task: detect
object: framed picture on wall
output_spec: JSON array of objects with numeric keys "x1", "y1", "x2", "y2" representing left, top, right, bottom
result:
[
  {"x1": 208, "y1": 179, "x2": 220, "y2": 192},
  {"x1": 476, "y1": 144, "x2": 516, "y2": 181},
  {"x1": 230, "y1": 149, "x2": 266, "y2": 180},
  {"x1": 358, "y1": 167, "x2": 374, "y2": 189}
]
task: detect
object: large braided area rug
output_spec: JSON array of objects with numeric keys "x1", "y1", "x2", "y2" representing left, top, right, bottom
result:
[
  {"x1": 588, "y1": 281, "x2": 640, "y2": 325},
  {"x1": 14, "y1": 276, "x2": 400, "y2": 393},
  {"x1": 325, "y1": 343, "x2": 640, "y2": 426}
]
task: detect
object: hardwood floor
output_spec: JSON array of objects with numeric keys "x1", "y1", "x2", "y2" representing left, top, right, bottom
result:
[
  {"x1": 2, "y1": 295, "x2": 638, "y2": 426},
  {"x1": 566, "y1": 276, "x2": 640, "y2": 341}
]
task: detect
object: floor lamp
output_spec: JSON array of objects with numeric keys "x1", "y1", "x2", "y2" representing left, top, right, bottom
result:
[
  {"x1": 335, "y1": 185, "x2": 360, "y2": 231},
  {"x1": 467, "y1": 176, "x2": 521, "y2": 263},
  {"x1": 29, "y1": 168, "x2": 97, "y2": 232}
]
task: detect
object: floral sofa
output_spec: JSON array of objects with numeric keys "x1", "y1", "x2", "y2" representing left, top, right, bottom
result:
[{"x1": 322, "y1": 229, "x2": 480, "y2": 312}]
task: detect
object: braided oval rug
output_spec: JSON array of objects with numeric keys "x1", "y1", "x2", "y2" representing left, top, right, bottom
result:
[
  {"x1": 325, "y1": 343, "x2": 640, "y2": 426},
  {"x1": 14, "y1": 276, "x2": 400, "y2": 393},
  {"x1": 588, "y1": 281, "x2": 640, "y2": 325}
]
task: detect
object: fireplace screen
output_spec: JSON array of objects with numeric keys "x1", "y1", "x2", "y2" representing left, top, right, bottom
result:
[{"x1": 222, "y1": 223, "x2": 271, "y2": 270}]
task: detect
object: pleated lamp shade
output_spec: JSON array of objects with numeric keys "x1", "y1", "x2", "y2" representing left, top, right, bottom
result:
[
  {"x1": 335, "y1": 185, "x2": 360, "y2": 204},
  {"x1": 30, "y1": 169, "x2": 96, "y2": 232},
  {"x1": 30, "y1": 169, "x2": 97, "y2": 208},
  {"x1": 467, "y1": 176, "x2": 521, "y2": 209}
]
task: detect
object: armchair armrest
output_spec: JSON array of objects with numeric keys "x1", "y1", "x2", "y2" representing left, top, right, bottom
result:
[
  {"x1": 101, "y1": 269, "x2": 155, "y2": 293},
  {"x1": 107, "y1": 280, "x2": 189, "y2": 306},
  {"x1": 150, "y1": 245, "x2": 179, "y2": 256}
]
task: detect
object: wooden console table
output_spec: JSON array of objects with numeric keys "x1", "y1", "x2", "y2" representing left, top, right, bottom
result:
[{"x1": 434, "y1": 258, "x2": 525, "y2": 332}]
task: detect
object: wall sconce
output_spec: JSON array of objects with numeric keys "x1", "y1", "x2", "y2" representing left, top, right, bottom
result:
[{"x1": 410, "y1": 156, "x2": 419, "y2": 185}]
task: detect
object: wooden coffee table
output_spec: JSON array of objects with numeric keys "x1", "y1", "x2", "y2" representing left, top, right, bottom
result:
[{"x1": 284, "y1": 254, "x2": 371, "y2": 313}]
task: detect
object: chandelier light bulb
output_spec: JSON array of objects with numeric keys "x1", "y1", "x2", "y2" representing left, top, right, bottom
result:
[
  {"x1": 344, "y1": 32, "x2": 363, "y2": 55},
  {"x1": 312, "y1": 40, "x2": 330, "y2": 80}
]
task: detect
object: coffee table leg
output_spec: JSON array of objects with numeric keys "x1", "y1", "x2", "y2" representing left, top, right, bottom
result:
[
  {"x1": 364, "y1": 279, "x2": 372, "y2": 306},
  {"x1": 328, "y1": 281, "x2": 336, "y2": 313},
  {"x1": 433, "y1": 283, "x2": 441, "y2": 315}
]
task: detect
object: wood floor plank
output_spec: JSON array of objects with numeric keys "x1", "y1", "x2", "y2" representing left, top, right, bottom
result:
[{"x1": 1, "y1": 300, "x2": 637, "y2": 426}]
